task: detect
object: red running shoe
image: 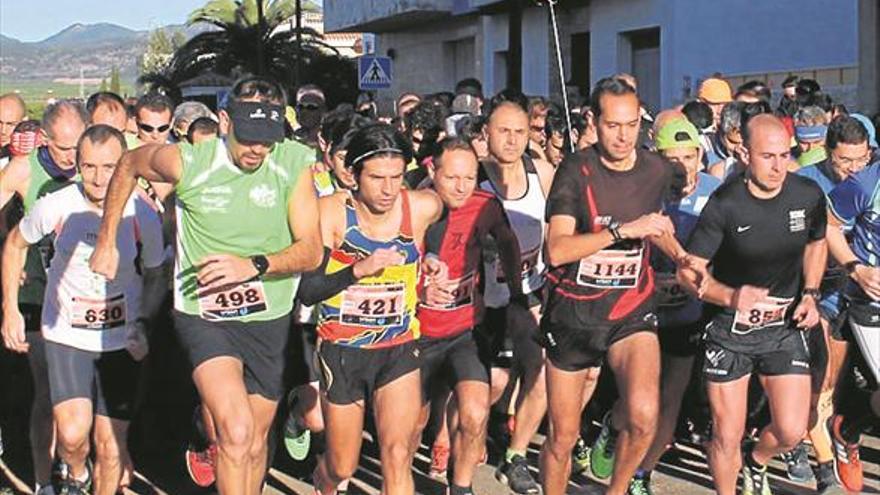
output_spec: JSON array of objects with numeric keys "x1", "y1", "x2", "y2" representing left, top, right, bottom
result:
[
  {"x1": 828, "y1": 414, "x2": 863, "y2": 493},
  {"x1": 186, "y1": 443, "x2": 217, "y2": 487}
]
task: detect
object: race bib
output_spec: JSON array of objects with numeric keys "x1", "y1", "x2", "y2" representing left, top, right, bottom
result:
[
  {"x1": 577, "y1": 248, "x2": 643, "y2": 289},
  {"x1": 340, "y1": 283, "x2": 405, "y2": 326},
  {"x1": 656, "y1": 272, "x2": 688, "y2": 308},
  {"x1": 198, "y1": 281, "x2": 268, "y2": 320},
  {"x1": 70, "y1": 294, "x2": 126, "y2": 330},
  {"x1": 732, "y1": 296, "x2": 793, "y2": 335},
  {"x1": 428, "y1": 271, "x2": 477, "y2": 310},
  {"x1": 496, "y1": 247, "x2": 541, "y2": 284}
]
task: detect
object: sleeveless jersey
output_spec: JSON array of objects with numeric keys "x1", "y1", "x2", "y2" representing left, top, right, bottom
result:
[
  {"x1": 479, "y1": 155, "x2": 546, "y2": 308},
  {"x1": 173, "y1": 138, "x2": 312, "y2": 322},
  {"x1": 318, "y1": 191, "x2": 422, "y2": 348},
  {"x1": 19, "y1": 149, "x2": 78, "y2": 306}
]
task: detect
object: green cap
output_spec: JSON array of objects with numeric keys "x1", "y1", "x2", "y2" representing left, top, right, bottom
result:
[{"x1": 655, "y1": 118, "x2": 701, "y2": 151}]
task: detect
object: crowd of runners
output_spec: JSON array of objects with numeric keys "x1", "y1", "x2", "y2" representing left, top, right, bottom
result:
[{"x1": 0, "y1": 71, "x2": 878, "y2": 495}]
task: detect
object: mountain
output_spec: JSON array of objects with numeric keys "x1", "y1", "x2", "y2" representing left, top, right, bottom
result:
[{"x1": 40, "y1": 22, "x2": 140, "y2": 47}]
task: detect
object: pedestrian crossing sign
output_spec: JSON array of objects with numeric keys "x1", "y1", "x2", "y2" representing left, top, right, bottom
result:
[{"x1": 358, "y1": 56, "x2": 393, "y2": 90}]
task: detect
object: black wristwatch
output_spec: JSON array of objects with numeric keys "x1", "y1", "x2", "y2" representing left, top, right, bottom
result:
[
  {"x1": 802, "y1": 288, "x2": 821, "y2": 300},
  {"x1": 843, "y1": 260, "x2": 863, "y2": 275},
  {"x1": 250, "y1": 255, "x2": 270, "y2": 277},
  {"x1": 608, "y1": 220, "x2": 624, "y2": 243}
]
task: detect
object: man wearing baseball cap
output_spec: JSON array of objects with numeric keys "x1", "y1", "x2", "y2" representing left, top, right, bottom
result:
[
  {"x1": 629, "y1": 118, "x2": 721, "y2": 494},
  {"x1": 89, "y1": 75, "x2": 323, "y2": 494},
  {"x1": 699, "y1": 77, "x2": 733, "y2": 128}
]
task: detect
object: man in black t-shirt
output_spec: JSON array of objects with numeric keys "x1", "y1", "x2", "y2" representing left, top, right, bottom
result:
[
  {"x1": 678, "y1": 114, "x2": 827, "y2": 495},
  {"x1": 539, "y1": 77, "x2": 688, "y2": 495}
]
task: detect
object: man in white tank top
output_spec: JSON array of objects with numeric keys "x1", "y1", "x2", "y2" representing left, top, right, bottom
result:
[{"x1": 479, "y1": 93, "x2": 555, "y2": 495}]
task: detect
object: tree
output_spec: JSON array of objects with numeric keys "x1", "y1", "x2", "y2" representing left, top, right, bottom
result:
[
  {"x1": 110, "y1": 66, "x2": 121, "y2": 95},
  {"x1": 99, "y1": 79, "x2": 108, "y2": 92},
  {"x1": 139, "y1": 0, "x2": 357, "y2": 108},
  {"x1": 141, "y1": 28, "x2": 188, "y2": 76}
]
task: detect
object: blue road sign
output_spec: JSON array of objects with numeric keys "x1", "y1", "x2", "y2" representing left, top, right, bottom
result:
[{"x1": 358, "y1": 56, "x2": 393, "y2": 90}]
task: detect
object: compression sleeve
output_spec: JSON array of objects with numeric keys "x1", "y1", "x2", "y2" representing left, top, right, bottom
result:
[
  {"x1": 296, "y1": 247, "x2": 358, "y2": 306},
  {"x1": 685, "y1": 193, "x2": 727, "y2": 261}
]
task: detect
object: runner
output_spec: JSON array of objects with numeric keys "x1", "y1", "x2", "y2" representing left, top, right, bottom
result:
[
  {"x1": 631, "y1": 118, "x2": 721, "y2": 494},
  {"x1": 790, "y1": 114, "x2": 871, "y2": 492},
  {"x1": 824, "y1": 147, "x2": 880, "y2": 494},
  {"x1": 0, "y1": 99, "x2": 88, "y2": 494},
  {"x1": 2, "y1": 125, "x2": 164, "y2": 495},
  {"x1": 478, "y1": 90, "x2": 555, "y2": 495},
  {"x1": 89, "y1": 76, "x2": 323, "y2": 495},
  {"x1": 678, "y1": 114, "x2": 827, "y2": 495},
  {"x1": 537, "y1": 77, "x2": 686, "y2": 495},
  {"x1": 296, "y1": 123, "x2": 442, "y2": 495},
  {"x1": 0, "y1": 92, "x2": 27, "y2": 170},
  {"x1": 416, "y1": 137, "x2": 524, "y2": 495}
]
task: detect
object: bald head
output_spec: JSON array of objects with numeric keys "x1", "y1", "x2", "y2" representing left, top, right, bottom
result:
[
  {"x1": 0, "y1": 93, "x2": 27, "y2": 147},
  {"x1": 743, "y1": 114, "x2": 789, "y2": 151}
]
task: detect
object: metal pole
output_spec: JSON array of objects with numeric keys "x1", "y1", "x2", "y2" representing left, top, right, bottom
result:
[
  {"x1": 547, "y1": 0, "x2": 575, "y2": 152},
  {"x1": 256, "y1": 0, "x2": 266, "y2": 75},
  {"x1": 295, "y1": 0, "x2": 302, "y2": 88}
]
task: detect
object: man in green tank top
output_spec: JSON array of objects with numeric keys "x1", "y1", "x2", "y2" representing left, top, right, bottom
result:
[
  {"x1": 0, "y1": 99, "x2": 87, "y2": 494},
  {"x1": 89, "y1": 76, "x2": 322, "y2": 495}
]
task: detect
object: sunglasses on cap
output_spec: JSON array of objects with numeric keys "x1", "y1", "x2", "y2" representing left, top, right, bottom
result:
[{"x1": 138, "y1": 122, "x2": 171, "y2": 133}]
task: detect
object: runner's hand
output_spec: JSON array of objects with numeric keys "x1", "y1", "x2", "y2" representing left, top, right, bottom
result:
[
  {"x1": 89, "y1": 240, "x2": 120, "y2": 280},
  {"x1": 126, "y1": 321, "x2": 149, "y2": 361},
  {"x1": 676, "y1": 257, "x2": 709, "y2": 298},
  {"x1": 732, "y1": 285, "x2": 770, "y2": 313},
  {"x1": 196, "y1": 254, "x2": 259, "y2": 292},
  {"x1": 793, "y1": 294, "x2": 820, "y2": 329},
  {"x1": 353, "y1": 247, "x2": 405, "y2": 279},
  {"x1": 424, "y1": 282, "x2": 456, "y2": 306},
  {"x1": 1, "y1": 309, "x2": 29, "y2": 353},
  {"x1": 620, "y1": 213, "x2": 675, "y2": 240},
  {"x1": 852, "y1": 264, "x2": 880, "y2": 301},
  {"x1": 422, "y1": 255, "x2": 449, "y2": 283}
]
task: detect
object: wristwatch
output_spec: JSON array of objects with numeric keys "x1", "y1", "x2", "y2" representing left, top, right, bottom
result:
[
  {"x1": 251, "y1": 255, "x2": 270, "y2": 277},
  {"x1": 802, "y1": 288, "x2": 821, "y2": 300},
  {"x1": 608, "y1": 220, "x2": 624, "y2": 243},
  {"x1": 843, "y1": 260, "x2": 863, "y2": 275}
]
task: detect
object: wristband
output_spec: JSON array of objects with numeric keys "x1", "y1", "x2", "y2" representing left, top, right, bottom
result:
[{"x1": 843, "y1": 260, "x2": 862, "y2": 275}]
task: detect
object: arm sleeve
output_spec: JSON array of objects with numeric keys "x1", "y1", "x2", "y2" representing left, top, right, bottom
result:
[
  {"x1": 296, "y1": 247, "x2": 358, "y2": 306},
  {"x1": 135, "y1": 196, "x2": 165, "y2": 269},
  {"x1": 828, "y1": 172, "x2": 871, "y2": 224},
  {"x1": 685, "y1": 193, "x2": 727, "y2": 260},
  {"x1": 18, "y1": 195, "x2": 58, "y2": 244},
  {"x1": 545, "y1": 155, "x2": 585, "y2": 221}
]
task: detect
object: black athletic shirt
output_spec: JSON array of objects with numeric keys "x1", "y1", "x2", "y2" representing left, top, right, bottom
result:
[
  {"x1": 543, "y1": 146, "x2": 684, "y2": 329},
  {"x1": 687, "y1": 172, "x2": 826, "y2": 349}
]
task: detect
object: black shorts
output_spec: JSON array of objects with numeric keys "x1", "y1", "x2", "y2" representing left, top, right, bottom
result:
[
  {"x1": 542, "y1": 309, "x2": 658, "y2": 371},
  {"x1": 702, "y1": 330, "x2": 812, "y2": 383},
  {"x1": 286, "y1": 323, "x2": 320, "y2": 388},
  {"x1": 21, "y1": 303, "x2": 41, "y2": 333},
  {"x1": 658, "y1": 322, "x2": 703, "y2": 358},
  {"x1": 477, "y1": 295, "x2": 543, "y2": 370},
  {"x1": 316, "y1": 340, "x2": 420, "y2": 406},
  {"x1": 173, "y1": 311, "x2": 291, "y2": 401},
  {"x1": 418, "y1": 331, "x2": 489, "y2": 402},
  {"x1": 45, "y1": 341, "x2": 140, "y2": 420}
]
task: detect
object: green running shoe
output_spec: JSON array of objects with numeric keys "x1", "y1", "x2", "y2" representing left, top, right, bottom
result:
[
  {"x1": 627, "y1": 476, "x2": 653, "y2": 495},
  {"x1": 572, "y1": 436, "x2": 591, "y2": 474},
  {"x1": 283, "y1": 393, "x2": 311, "y2": 461},
  {"x1": 589, "y1": 412, "x2": 617, "y2": 480},
  {"x1": 741, "y1": 462, "x2": 772, "y2": 495}
]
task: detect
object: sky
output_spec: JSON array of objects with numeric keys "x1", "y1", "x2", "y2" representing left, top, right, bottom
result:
[{"x1": 0, "y1": 0, "x2": 216, "y2": 42}]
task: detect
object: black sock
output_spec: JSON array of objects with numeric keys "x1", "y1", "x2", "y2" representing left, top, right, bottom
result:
[{"x1": 449, "y1": 483, "x2": 473, "y2": 495}]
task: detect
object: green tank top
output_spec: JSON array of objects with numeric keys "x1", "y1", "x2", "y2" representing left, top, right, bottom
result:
[
  {"x1": 19, "y1": 149, "x2": 77, "y2": 306},
  {"x1": 173, "y1": 138, "x2": 312, "y2": 322}
]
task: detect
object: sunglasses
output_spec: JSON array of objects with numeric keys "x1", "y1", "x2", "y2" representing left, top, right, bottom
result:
[
  {"x1": 138, "y1": 122, "x2": 171, "y2": 133},
  {"x1": 297, "y1": 103, "x2": 321, "y2": 111}
]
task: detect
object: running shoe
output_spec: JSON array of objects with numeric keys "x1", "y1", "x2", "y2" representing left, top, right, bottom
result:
[
  {"x1": 828, "y1": 415, "x2": 863, "y2": 492},
  {"x1": 571, "y1": 436, "x2": 591, "y2": 474},
  {"x1": 741, "y1": 461, "x2": 772, "y2": 495},
  {"x1": 283, "y1": 416, "x2": 311, "y2": 461},
  {"x1": 495, "y1": 454, "x2": 540, "y2": 494},
  {"x1": 589, "y1": 412, "x2": 617, "y2": 480},
  {"x1": 780, "y1": 441, "x2": 814, "y2": 483},
  {"x1": 429, "y1": 443, "x2": 451, "y2": 479},
  {"x1": 814, "y1": 461, "x2": 845, "y2": 494},
  {"x1": 185, "y1": 443, "x2": 217, "y2": 487},
  {"x1": 627, "y1": 476, "x2": 653, "y2": 495},
  {"x1": 51, "y1": 459, "x2": 91, "y2": 495}
]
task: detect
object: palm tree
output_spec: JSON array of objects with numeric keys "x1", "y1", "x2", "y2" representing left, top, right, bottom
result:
[{"x1": 140, "y1": 0, "x2": 358, "y2": 107}]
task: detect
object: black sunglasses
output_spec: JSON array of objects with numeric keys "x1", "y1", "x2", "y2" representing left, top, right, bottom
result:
[{"x1": 138, "y1": 122, "x2": 171, "y2": 133}]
